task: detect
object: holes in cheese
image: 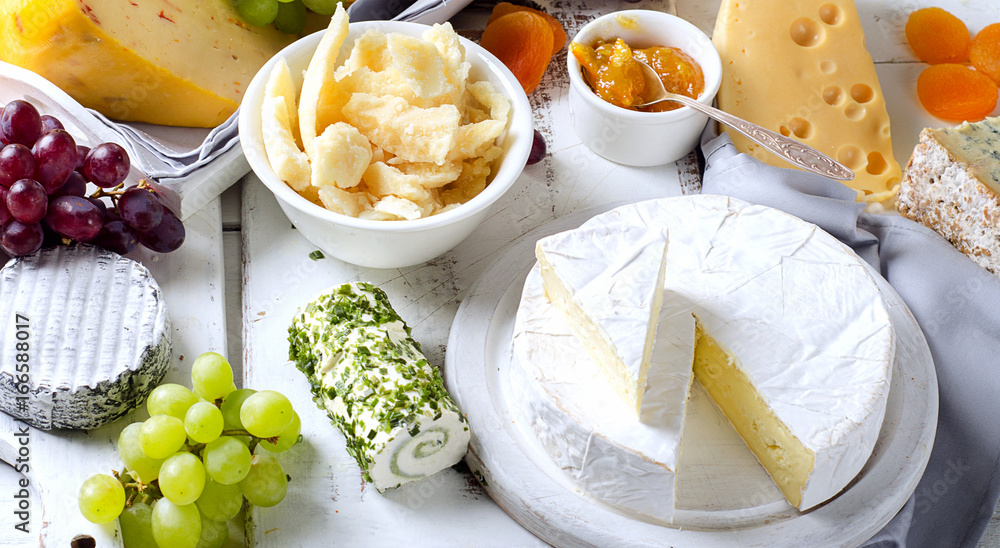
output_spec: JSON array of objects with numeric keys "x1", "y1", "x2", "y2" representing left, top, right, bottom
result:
[
  {"x1": 819, "y1": 59, "x2": 838, "y2": 74},
  {"x1": 823, "y1": 86, "x2": 845, "y2": 106},
  {"x1": 851, "y1": 84, "x2": 874, "y2": 103},
  {"x1": 819, "y1": 4, "x2": 844, "y2": 25},
  {"x1": 780, "y1": 118, "x2": 813, "y2": 139},
  {"x1": 838, "y1": 145, "x2": 865, "y2": 169},
  {"x1": 789, "y1": 118, "x2": 814, "y2": 139},
  {"x1": 844, "y1": 103, "x2": 866, "y2": 121},
  {"x1": 790, "y1": 18, "x2": 825, "y2": 47},
  {"x1": 866, "y1": 152, "x2": 889, "y2": 175}
]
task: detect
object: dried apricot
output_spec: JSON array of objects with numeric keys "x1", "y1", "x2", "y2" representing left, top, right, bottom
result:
[
  {"x1": 480, "y1": 11, "x2": 554, "y2": 94},
  {"x1": 916, "y1": 64, "x2": 998, "y2": 121},
  {"x1": 905, "y1": 8, "x2": 970, "y2": 64},
  {"x1": 970, "y1": 23, "x2": 1000, "y2": 84},
  {"x1": 488, "y1": 2, "x2": 567, "y2": 56}
]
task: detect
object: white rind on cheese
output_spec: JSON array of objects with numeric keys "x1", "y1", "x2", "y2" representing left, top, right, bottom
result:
[
  {"x1": 510, "y1": 195, "x2": 894, "y2": 518},
  {"x1": 288, "y1": 282, "x2": 470, "y2": 492},
  {"x1": 0, "y1": 245, "x2": 170, "y2": 430},
  {"x1": 535, "y1": 225, "x2": 669, "y2": 415},
  {"x1": 512, "y1": 268, "x2": 696, "y2": 521},
  {"x1": 897, "y1": 119, "x2": 1000, "y2": 275}
]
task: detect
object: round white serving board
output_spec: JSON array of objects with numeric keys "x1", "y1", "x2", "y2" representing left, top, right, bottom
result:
[{"x1": 445, "y1": 204, "x2": 938, "y2": 548}]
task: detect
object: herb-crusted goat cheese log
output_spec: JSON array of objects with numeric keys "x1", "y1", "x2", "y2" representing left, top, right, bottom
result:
[{"x1": 288, "y1": 282, "x2": 470, "y2": 492}]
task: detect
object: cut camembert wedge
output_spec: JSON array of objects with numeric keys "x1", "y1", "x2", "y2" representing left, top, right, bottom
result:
[{"x1": 535, "y1": 224, "x2": 669, "y2": 415}]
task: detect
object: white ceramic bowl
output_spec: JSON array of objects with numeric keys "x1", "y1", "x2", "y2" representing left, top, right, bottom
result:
[
  {"x1": 240, "y1": 21, "x2": 532, "y2": 269},
  {"x1": 567, "y1": 10, "x2": 722, "y2": 167}
]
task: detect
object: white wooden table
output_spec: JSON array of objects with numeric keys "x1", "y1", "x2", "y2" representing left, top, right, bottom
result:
[{"x1": 3, "y1": 0, "x2": 1000, "y2": 545}]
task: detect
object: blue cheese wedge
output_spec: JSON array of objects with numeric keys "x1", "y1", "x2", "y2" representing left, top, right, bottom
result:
[
  {"x1": 0, "y1": 244, "x2": 171, "y2": 430},
  {"x1": 288, "y1": 282, "x2": 470, "y2": 492},
  {"x1": 897, "y1": 117, "x2": 1000, "y2": 275}
]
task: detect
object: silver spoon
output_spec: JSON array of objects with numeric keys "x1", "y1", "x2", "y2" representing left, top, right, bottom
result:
[{"x1": 633, "y1": 60, "x2": 854, "y2": 181}]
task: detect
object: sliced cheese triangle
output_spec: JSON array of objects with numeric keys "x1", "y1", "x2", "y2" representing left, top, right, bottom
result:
[{"x1": 535, "y1": 224, "x2": 669, "y2": 415}]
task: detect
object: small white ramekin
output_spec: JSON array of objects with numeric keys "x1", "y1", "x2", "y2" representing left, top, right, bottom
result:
[
  {"x1": 240, "y1": 21, "x2": 532, "y2": 269},
  {"x1": 567, "y1": 10, "x2": 722, "y2": 167}
]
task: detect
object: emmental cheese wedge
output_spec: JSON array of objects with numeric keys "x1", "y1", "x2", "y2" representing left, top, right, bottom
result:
[
  {"x1": 0, "y1": 0, "x2": 300, "y2": 127},
  {"x1": 713, "y1": 0, "x2": 901, "y2": 201},
  {"x1": 535, "y1": 224, "x2": 669, "y2": 416}
]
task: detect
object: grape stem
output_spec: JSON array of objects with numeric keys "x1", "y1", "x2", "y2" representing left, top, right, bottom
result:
[
  {"x1": 88, "y1": 178, "x2": 152, "y2": 209},
  {"x1": 185, "y1": 428, "x2": 265, "y2": 453}
]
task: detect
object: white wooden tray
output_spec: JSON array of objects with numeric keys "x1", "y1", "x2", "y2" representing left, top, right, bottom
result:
[
  {"x1": 0, "y1": 199, "x2": 230, "y2": 547},
  {"x1": 445, "y1": 205, "x2": 938, "y2": 548}
]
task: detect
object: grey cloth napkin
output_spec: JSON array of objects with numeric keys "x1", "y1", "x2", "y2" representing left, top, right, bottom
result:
[{"x1": 701, "y1": 132, "x2": 1000, "y2": 548}]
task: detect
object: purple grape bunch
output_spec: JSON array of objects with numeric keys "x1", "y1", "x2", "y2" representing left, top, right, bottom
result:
[{"x1": 0, "y1": 100, "x2": 185, "y2": 257}]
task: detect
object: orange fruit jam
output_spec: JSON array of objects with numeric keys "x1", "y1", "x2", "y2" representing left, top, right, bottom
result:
[{"x1": 571, "y1": 38, "x2": 704, "y2": 112}]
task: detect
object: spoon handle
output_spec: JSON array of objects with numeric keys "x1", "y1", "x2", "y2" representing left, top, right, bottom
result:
[{"x1": 669, "y1": 94, "x2": 855, "y2": 181}]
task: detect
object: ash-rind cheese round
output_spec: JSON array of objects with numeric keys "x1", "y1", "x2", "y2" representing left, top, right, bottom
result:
[{"x1": 0, "y1": 244, "x2": 171, "y2": 430}]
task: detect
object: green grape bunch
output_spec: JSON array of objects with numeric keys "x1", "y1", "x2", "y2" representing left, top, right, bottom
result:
[
  {"x1": 77, "y1": 352, "x2": 303, "y2": 548},
  {"x1": 231, "y1": 0, "x2": 353, "y2": 34}
]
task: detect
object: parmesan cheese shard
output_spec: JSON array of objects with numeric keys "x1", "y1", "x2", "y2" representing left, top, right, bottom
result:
[
  {"x1": 713, "y1": 0, "x2": 901, "y2": 201},
  {"x1": 342, "y1": 94, "x2": 461, "y2": 164},
  {"x1": 311, "y1": 122, "x2": 372, "y2": 189},
  {"x1": 288, "y1": 282, "x2": 471, "y2": 492},
  {"x1": 387, "y1": 33, "x2": 452, "y2": 99},
  {"x1": 362, "y1": 162, "x2": 435, "y2": 205},
  {"x1": 299, "y1": 4, "x2": 349, "y2": 152},
  {"x1": 318, "y1": 186, "x2": 369, "y2": 217},
  {"x1": 367, "y1": 195, "x2": 426, "y2": 221},
  {"x1": 389, "y1": 160, "x2": 463, "y2": 188},
  {"x1": 262, "y1": 59, "x2": 311, "y2": 192},
  {"x1": 897, "y1": 118, "x2": 1000, "y2": 275},
  {"x1": 468, "y1": 81, "x2": 510, "y2": 126},
  {"x1": 269, "y1": 11, "x2": 507, "y2": 220},
  {"x1": 535, "y1": 225, "x2": 670, "y2": 415},
  {"x1": 342, "y1": 29, "x2": 391, "y2": 75},
  {"x1": 422, "y1": 23, "x2": 470, "y2": 112}
]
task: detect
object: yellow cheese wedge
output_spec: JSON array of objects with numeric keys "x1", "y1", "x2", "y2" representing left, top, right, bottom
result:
[
  {"x1": 0, "y1": 0, "x2": 300, "y2": 127},
  {"x1": 713, "y1": 0, "x2": 901, "y2": 201}
]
